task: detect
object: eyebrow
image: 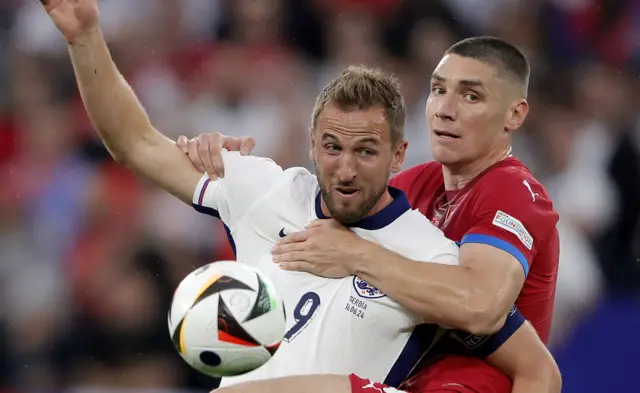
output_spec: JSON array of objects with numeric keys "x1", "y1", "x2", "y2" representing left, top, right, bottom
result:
[
  {"x1": 357, "y1": 137, "x2": 382, "y2": 146},
  {"x1": 321, "y1": 133, "x2": 340, "y2": 144},
  {"x1": 431, "y1": 73, "x2": 485, "y2": 88},
  {"x1": 321, "y1": 133, "x2": 381, "y2": 146}
]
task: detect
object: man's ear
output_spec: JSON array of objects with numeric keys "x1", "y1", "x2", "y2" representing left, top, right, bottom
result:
[
  {"x1": 505, "y1": 99, "x2": 529, "y2": 132},
  {"x1": 309, "y1": 126, "x2": 315, "y2": 163},
  {"x1": 391, "y1": 140, "x2": 408, "y2": 173}
]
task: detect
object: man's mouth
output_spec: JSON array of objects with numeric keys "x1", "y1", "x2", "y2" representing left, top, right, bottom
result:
[
  {"x1": 434, "y1": 130, "x2": 460, "y2": 139},
  {"x1": 334, "y1": 187, "x2": 359, "y2": 197}
]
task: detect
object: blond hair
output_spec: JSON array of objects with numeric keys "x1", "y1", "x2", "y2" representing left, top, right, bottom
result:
[{"x1": 311, "y1": 65, "x2": 406, "y2": 145}]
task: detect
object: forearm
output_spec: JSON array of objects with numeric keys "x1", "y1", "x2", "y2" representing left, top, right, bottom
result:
[
  {"x1": 510, "y1": 356, "x2": 562, "y2": 393},
  {"x1": 68, "y1": 28, "x2": 155, "y2": 162},
  {"x1": 511, "y1": 375, "x2": 561, "y2": 393},
  {"x1": 353, "y1": 244, "x2": 503, "y2": 334},
  {"x1": 487, "y1": 321, "x2": 562, "y2": 393},
  {"x1": 67, "y1": 28, "x2": 202, "y2": 203}
]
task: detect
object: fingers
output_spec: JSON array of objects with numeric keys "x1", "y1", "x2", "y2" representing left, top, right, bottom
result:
[
  {"x1": 276, "y1": 230, "x2": 311, "y2": 247},
  {"x1": 39, "y1": 0, "x2": 55, "y2": 12},
  {"x1": 176, "y1": 135, "x2": 189, "y2": 154},
  {"x1": 273, "y1": 250, "x2": 307, "y2": 263},
  {"x1": 196, "y1": 134, "x2": 218, "y2": 178},
  {"x1": 209, "y1": 132, "x2": 226, "y2": 178},
  {"x1": 272, "y1": 240, "x2": 308, "y2": 256},
  {"x1": 278, "y1": 261, "x2": 312, "y2": 272},
  {"x1": 220, "y1": 135, "x2": 256, "y2": 156},
  {"x1": 187, "y1": 136, "x2": 206, "y2": 174},
  {"x1": 239, "y1": 136, "x2": 256, "y2": 155},
  {"x1": 185, "y1": 131, "x2": 256, "y2": 179}
]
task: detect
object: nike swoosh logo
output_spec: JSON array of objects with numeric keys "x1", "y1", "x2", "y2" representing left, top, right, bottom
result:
[{"x1": 279, "y1": 228, "x2": 287, "y2": 238}]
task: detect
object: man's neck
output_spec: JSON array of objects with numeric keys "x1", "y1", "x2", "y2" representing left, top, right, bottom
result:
[{"x1": 443, "y1": 146, "x2": 512, "y2": 191}]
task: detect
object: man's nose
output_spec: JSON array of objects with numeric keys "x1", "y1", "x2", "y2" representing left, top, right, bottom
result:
[
  {"x1": 435, "y1": 96, "x2": 456, "y2": 121},
  {"x1": 336, "y1": 153, "x2": 357, "y2": 183}
]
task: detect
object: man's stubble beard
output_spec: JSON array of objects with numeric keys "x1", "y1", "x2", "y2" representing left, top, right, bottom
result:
[{"x1": 317, "y1": 165, "x2": 390, "y2": 225}]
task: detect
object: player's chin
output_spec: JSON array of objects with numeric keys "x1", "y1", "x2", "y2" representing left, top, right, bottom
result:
[
  {"x1": 329, "y1": 191, "x2": 363, "y2": 211},
  {"x1": 331, "y1": 206, "x2": 365, "y2": 225},
  {"x1": 431, "y1": 146, "x2": 463, "y2": 165}
]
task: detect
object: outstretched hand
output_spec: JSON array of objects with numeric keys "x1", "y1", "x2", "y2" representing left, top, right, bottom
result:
[
  {"x1": 176, "y1": 132, "x2": 256, "y2": 180},
  {"x1": 39, "y1": 0, "x2": 100, "y2": 43}
]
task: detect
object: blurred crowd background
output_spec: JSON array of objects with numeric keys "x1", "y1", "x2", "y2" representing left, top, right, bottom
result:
[{"x1": 0, "y1": 0, "x2": 639, "y2": 392}]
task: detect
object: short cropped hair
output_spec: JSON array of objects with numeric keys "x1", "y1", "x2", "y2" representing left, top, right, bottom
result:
[
  {"x1": 311, "y1": 65, "x2": 406, "y2": 146},
  {"x1": 445, "y1": 36, "x2": 530, "y2": 97}
]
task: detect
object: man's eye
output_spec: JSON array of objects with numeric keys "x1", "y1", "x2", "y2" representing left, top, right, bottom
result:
[
  {"x1": 325, "y1": 144, "x2": 340, "y2": 152},
  {"x1": 464, "y1": 93, "x2": 479, "y2": 103}
]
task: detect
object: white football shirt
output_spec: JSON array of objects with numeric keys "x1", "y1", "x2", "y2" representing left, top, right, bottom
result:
[{"x1": 192, "y1": 150, "x2": 459, "y2": 388}]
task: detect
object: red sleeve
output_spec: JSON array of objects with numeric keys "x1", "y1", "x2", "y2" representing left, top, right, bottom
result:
[{"x1": 460, "y1": 171, "x2": 559, "y2": 277}]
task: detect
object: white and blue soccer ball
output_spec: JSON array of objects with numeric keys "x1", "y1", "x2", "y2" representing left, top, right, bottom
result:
[{"x1": 168, "y1": 261, "x2": 286, "y2": 377}]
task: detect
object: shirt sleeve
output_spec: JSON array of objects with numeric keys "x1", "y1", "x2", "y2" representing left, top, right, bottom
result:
[
  {"x1": 191, "y1": 150, "x2": 283, "y2": 229},
  {"x1": 460, "y1": 172, "x2": 559, "y2": 277},
  {"x1": 449, "y1": 305, "x2": 525, "y2": 357},
  {"x1": 429, "y1": 239, "x2": 460, "y2": 266}
]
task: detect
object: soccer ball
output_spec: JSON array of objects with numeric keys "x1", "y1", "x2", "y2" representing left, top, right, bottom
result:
[{"x1": 168, "y1": 261, "x2": 286, "y2": 377}]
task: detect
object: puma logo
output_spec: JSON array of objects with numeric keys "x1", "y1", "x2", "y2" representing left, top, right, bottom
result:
[{"x1": 522, "y1": 180, "x2": 539, "y2": 202}]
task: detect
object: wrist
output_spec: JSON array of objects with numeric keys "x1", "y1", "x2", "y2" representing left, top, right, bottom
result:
[
  {"x1": 350, "y1": 238, "x2": 379, "y2": 276},
  {"x1": 68, "y1": 26, "x2": 102, "y2": 46}
]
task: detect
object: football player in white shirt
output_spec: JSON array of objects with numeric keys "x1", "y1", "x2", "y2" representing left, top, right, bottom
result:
[
  {"x1": 38, "y1": 1, "x2": 559, "y2": 392},
  {"x1": 185, "y1": 68, "x2": 544, "y2": 390}
]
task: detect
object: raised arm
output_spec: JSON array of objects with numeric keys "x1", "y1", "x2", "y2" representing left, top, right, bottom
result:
[{"x1": 41, "y1": 0, "x2": 201, "y2": 203}]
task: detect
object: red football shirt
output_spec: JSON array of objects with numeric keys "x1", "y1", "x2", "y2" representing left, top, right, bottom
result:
[{"x1": 389, "y1": 157, "x2": 559, "y2": 343}]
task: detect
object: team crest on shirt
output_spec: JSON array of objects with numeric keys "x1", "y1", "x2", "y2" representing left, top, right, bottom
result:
[{"x1": 353, "y1": 277, "x2": 386, "y2": 299}]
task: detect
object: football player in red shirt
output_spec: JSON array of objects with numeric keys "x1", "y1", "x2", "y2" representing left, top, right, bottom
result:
[
  {"x1": 179, "y1": 36, "x2": 560, "y2": 393},
  {"x1": 35, "y1": 0, "x2": 555, "y2": 387}
]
